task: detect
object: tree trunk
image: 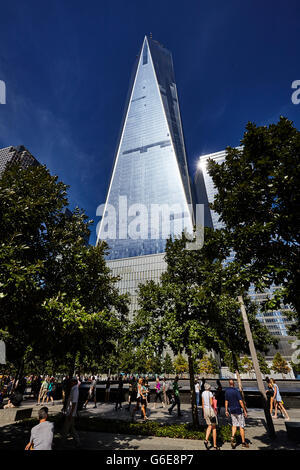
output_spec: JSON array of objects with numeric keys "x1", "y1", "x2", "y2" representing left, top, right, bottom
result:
[
  {"x1": 232, "y1": 353, "x2": 247, "y2": 410},
  {"x1": 187, "y1": 351, "x2": 199, "y2": 427},
  {"x1": 238, "y1": 295, "x2": 276, "y2": 439}
]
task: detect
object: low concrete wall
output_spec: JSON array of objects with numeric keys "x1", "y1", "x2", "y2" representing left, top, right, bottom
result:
[{"x1": 0, "y1": 407, "x2": 32, "y2": 425}]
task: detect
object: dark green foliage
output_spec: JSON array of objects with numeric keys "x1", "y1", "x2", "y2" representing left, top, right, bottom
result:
[
  {"x1": 0, "y1": 164, "x2": 129, "y2": 374},
  {"x1": 207, "y1": 117, "x2": 300, "y2": 327}
]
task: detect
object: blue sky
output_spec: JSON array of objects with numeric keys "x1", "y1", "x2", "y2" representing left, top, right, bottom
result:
[{"x1": 0, "y1": 0, "x2": 299, "y2": 245}]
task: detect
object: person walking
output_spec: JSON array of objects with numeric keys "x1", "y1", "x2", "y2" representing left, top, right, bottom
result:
[
  {"x1": 202, "y1": 383, "x2": 220, "y2": 450},
  {"x1": 168, "y1": 376, "x2": 182, "y2": 417},
  {"x1": 214, "y1": 380, "x2": 224, "y2": 416},
  {"x1": 195, "y1": 379, "x2": 200, "y2": 408},
  {"x1": 266, "y1": 378, "x2": 274, "y2": 415},
  {"x1": 105, "y1": 376, "x2": 111, "y2": 403},
  {"x1": 46, "y1": 377, "x2": 56, "y2": 406},
  {"x1": 83, "y1": 376, "x2": 97, "y2": 409},
  {"x1": 62, "y1": 377, "x2": 81, "y2": 448},
  {"x1": 153, "y1": 377, "x2": 165, "y2": 409},
  {"x1": 25, "y1": 407, "x2": 54, "y2": 450},
  {"x1": 115, "y1": 375, "x2": 123, "y2": 411},
  {"x1": 271, "y1": 379, "x2": 290, "y2": 420},
  {"x1": 144, "y1": 376, "x2": 150, "y2": 411},
  {"x1": 225, "y1": 379, "x2": 249, "y2": 449},
  {"x1": 131, "y1": 378, "x2": 146, "y2": 422},
  {"x1": 126, "y1": 377, "x2": 135, "y2": 411},
  {"x1": 166, "y1": 378, "x2": 173, "y2": 405},
  {"x1": 37, "y1": 377, "x2": 49, "y2": 406}
]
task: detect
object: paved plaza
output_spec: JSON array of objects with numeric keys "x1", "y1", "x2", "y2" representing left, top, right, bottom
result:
[{"x1": 1, "y1": 399, "x2": 300, "y2": 450}]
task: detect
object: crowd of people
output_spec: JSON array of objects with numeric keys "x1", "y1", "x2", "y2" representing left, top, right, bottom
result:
[{"x1": 0, "y1": 372, "x2": 291, "y2": 450}]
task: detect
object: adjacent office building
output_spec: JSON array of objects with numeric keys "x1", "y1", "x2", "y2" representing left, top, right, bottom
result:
[
  {"x1": 195, "y1": 149, "x2": 294, "y2": 337},
  {"x1": 97, "y1": 36, "x2": 194, "y2": 318},
  {"x1": 0, "y1": 145, "x2": 40, "y2": 176}
]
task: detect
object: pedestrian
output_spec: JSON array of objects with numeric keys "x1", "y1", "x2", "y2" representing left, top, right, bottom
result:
[
  {"x1": 83, "y1": 376, "x2": 97, "y2": 409},
  {"x1": 270, "y1": 379, "x2": 290, "y2": 420},
  {"x1": 61, "y1": 376, "x2": 72, "y2": 413},
  {"x1": 131, "y1": 378, "x2": 145, "y2": 422},
  {"x1": 4, "y1": 384, "x2": 23, "y2": 408},
  {"x1": 266, "y1": 378, "x2": 274, "y2": 415},
  {"x1": 153, "y1": 377, "x2": 165, "y2": 409},
  {"x1": 31, "y1": 376, "x2": 41, "y2": 400},
  {"x1": 105, "y1": 376, "x2": 111, "y2": 403},
  {"x1": 62, "y1": 377, "x2": 81, "y2": 448},
  {"x1": 166, "y1": 378, "x2": 173, "y2": 405},
  {"x1": 162, "y1": 377, "x2": 170, "y2": 406},
  {"x1": 46, "y1": 377, "x2": 56, "y2": 406},
  {"x1": 225, "y1": 379, "x2": 249, "y2": 449},
  {"x1": 25, "y1": 406, "x2": 54, "y2": 450},
  {"x1": 144, "y1": 376, "x2": 150, "y2": 406},
  {"x1": 115, "y1": 375, "x2": 123, "y2": 411},
  {"x1": 214, "y1": 380, "x2": 224, "y2": 415},
  {"x1": 126, "y1": 377, "x2": 134, "y2": 411},
  {"x1": 195, "y1": 379, "x2": 200, "y2": 407},
  {"x1": 37, "y1": 377, "x2": 49, "y2": 406},
  {"x1": 202, "y1": 383, "x2": 220, "y2": 450},
  {"x1": 168, "y1": 376, "x2": 182, "y2": 417}
]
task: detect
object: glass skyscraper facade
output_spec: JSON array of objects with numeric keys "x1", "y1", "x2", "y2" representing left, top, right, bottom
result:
[
  {"x1": 97, "y1": 36, "x2": 194, "y2": 261},
  {"x1": 195, "y1": 150, "x2": 294, "y2": 336},
  {"x1": 97, "y1": 36, "x2": 195, "y2": 318}
]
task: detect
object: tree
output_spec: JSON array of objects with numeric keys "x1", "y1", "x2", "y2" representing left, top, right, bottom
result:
[
  {"x1": 207, "y1": 117, "x2": 300, "y2": 327},
  {"x1": 272, "y1": 352, "x2": 291, "y2": 378},
  {"x1": 257, "y1": 353, "x2": 271, "y2": 376},
  {"x1": 173, "y1": 354, "x2": 188, "y2": 376},
  {"x1": 162, "y1": 353, "x2": 174, "y2": 376},
  {"x1": 240, "y1": 356, "x2": 254, "y2": 377},
  {"x1": 0, "y1": 164, "x2": 128, "y2": 376},
  {"x1": 132, "y1": 229, "x2": 274, "y2": 426},
  {"x1": 197, "y1": 355, "x2": 219, "y2": 376}
]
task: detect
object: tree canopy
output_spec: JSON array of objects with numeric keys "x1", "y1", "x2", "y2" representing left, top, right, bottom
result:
[
  {"x1": 0, "y1": 164, "x2": 128, "y2": 375},
  {"x1": 207, "y1": 117, "x2": 300, "y2": 325}
]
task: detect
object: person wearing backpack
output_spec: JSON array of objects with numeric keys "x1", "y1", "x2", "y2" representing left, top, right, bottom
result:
[{"x1": 46, "y1": 377, "x2": 56, "y2": 406}]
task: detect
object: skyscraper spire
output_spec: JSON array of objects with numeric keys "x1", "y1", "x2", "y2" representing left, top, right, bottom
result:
[{"x1": 97, "y1": 37, "x2": 193, "y2": 261}]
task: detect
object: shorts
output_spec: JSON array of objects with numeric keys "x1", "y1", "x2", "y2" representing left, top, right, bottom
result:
[
  {"x1": 231, "y1": 413, "x2": 245, "y2": 428},
  {"x1": 204, "y1": 408, "x2": 218, "y2": 426},
  {"x1": 141, "y1": 398, "x2": 147, "y2": 406}
]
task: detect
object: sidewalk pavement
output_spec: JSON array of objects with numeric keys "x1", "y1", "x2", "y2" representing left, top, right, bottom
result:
[{"x1": 1, "y1": 400, "x2": 300, "y2": 450}]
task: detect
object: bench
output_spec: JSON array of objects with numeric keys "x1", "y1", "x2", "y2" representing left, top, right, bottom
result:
[
  {"x1": 0, "y1": 406, "x2": 33, "y2": 425},
  {"x1": 285, "y1": 421, "x2": 300, "y2": 443}
]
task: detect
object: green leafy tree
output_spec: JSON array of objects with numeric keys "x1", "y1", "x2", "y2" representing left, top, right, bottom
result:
[
  {"x1": 197, "y1": 355, "x2": 219, "y2": 376},
  {"x1": 257, "y1": 353, "x2": 271, "y2": 376},
  {"x1": 132, "y1": 229, "x2": 274, "y2": 426},
  {"x1": 162, "y1": 353, "x2": 175, "y2": 376},
  {"x1": 271, "y1": 352, "x2": 291, "y2": 378},
  {"x1": 0, "y1": 164, "x2": 128, "y2": 377},
  {"x1": 173, "y1": 354, "x2": 188, "y2": 376},
  {"x1": 240, "y1": 356, "x2": 254, "y2": 377},
  {"x1": 207, "y1": 117, "x2": 300, "y2": 327}
]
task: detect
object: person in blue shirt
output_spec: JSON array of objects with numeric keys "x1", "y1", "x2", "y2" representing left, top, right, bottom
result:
[{"x1": 225, "y1": 379, "x2": 249, "y2": 449}]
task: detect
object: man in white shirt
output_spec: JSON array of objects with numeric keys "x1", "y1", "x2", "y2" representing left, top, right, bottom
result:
[{"x1": 62, "y1": 377, "x2": 81, "y2": 447}]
